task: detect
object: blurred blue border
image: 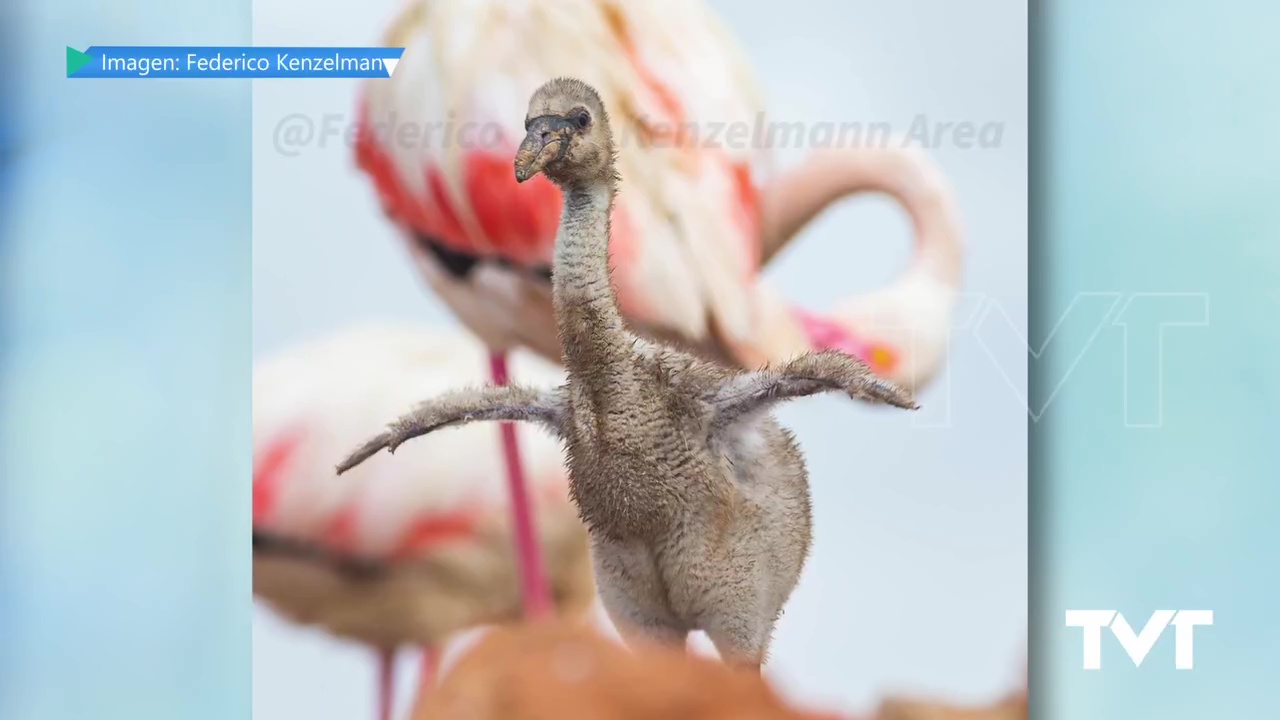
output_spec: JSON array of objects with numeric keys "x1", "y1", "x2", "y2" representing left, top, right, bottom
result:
[
  {"x1": 0, "y1": 4, "x2": 14, "y2": 221},
  {"x1": 1033, "y1": 1, "x2": 1279, "y2": 718},
  {"x1": 1, "y1": 3, "x2": 251, "y2": 719}
]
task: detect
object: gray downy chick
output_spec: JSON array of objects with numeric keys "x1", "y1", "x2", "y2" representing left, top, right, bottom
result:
[{"x1": 338, "y1": 78, "x2": 918, "y2": 671}]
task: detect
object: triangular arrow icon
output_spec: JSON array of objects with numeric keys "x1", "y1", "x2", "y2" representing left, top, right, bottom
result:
[
  {"x1": 66, "y1": 46, "x2": 93, "y2": 76},
  {"x1": 382, "y1": 58, "x2": 399, "y2": 77}
]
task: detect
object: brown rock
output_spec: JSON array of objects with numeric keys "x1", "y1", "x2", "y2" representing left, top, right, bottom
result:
[
  {"x1": 414, "y1": 622, "x2": 847, "y2": 720},
  {"x1": 876, "y1": 693, "x2": 1027, "y2": 720}
]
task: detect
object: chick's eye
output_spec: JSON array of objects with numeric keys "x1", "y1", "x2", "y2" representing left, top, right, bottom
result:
[{"x1": 574, "y1": 112, "x2": 590, "y2": 129}]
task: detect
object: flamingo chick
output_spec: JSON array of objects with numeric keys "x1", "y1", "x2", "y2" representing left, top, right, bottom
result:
[
  {"x1": 354, "y1": 1, "x2": 962, "y2": 693},
  {"x1": 339, "y1": 79, "x2": 917, "y2": 670}
]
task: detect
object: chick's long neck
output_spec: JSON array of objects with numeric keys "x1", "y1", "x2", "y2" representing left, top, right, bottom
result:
[{"x1": 551, "y1": 179, "x2": 628, "y2": 375}]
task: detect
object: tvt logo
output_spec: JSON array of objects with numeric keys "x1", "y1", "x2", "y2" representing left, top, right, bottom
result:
[{"x1": 1066, "y1": 610, "x2": 1213, "y2": 669}]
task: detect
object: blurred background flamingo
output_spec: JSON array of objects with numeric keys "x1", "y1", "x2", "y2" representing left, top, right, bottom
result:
[
  {"x1": 252, "y1": 323, "x2": 597, "y2": 720},
  {"x1": 357, "y1": 0, "x2": 962, "y2": 385},
  {"x1": 352, "y1": 0, "x2": 965, "y2": 692}
]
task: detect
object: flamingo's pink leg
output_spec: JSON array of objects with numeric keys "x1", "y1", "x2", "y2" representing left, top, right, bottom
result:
[
  {"x1": 407, "y1": 648, "x2": 438, "y2": 719},
  {"x1": 420, "y1": 647, "x2": 437, "y2": 689},
  {"x1": 377, "y1": 648, "x2": 395, "y2": 720},
  {"x1": 489, "y1": 351, "x2": 553, "y2": 619}
]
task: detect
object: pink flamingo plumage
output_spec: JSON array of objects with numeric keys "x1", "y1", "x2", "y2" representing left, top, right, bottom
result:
[{"x1": 252, "y1": 324, "x2": 597, "y2": 720}]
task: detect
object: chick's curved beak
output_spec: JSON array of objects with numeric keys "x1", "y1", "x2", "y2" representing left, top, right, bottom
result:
[{"x1": 514, "y1": 117, "x2": 570, "y2": 182}]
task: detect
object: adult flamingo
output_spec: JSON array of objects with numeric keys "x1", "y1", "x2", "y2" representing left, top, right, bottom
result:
[
  {"x1": 252, "y1": 324, "x2": 596, "y2": 720},
  {"x1": 353, "y1": 0, "x2": 964, "y2": 677}
]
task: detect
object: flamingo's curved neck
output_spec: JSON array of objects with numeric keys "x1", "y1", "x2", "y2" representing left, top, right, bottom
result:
[{"x1": 761, "y1": 148, "x2": 963, "y2": 289}]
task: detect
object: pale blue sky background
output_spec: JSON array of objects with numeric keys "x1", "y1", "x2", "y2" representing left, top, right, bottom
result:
[{"x1": 251, "y1": 1, "x2": 1026, "y2": 718}]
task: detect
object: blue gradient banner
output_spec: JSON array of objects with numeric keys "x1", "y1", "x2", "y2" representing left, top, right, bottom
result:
[
  {"x1": 66, "y1": 46, "x2": 404, "y2": 78},
  {"x1": 3, "y1": 2, "x2": 252, "y2": 719},
  {"x1": 1034, "y1": 1, "x2": 1280, "y2": 718}
]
